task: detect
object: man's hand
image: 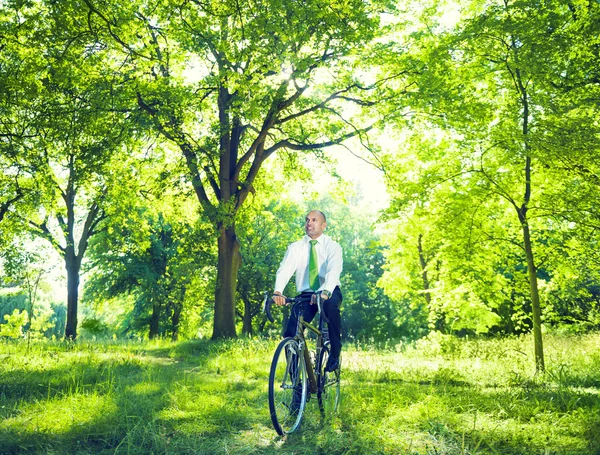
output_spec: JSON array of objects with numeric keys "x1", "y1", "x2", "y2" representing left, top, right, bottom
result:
[
  {"x1": 310, "y1": 292, "x2": 329, "y2": 305},
  {"x1": 273, "y1": 292, "x2": 287, "y2": 306}
]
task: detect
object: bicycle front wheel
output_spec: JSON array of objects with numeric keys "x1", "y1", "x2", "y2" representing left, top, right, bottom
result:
[
  {"x1": 268, "y1": 337, "x2": 307, "y2": 435},
  {"x1": 317, "y1": 341, "x2": 341, "y2": 417}
]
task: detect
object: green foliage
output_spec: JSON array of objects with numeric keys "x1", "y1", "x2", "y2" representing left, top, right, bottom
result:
[
  {"x1": 84, "y1": 209, "x2": 215, "y2": 340},
  {"x1": 0, "y1": 237, "x2": 65, "y2": 339},
  {"x1": 0, "y1": 0, "x2": 149, "y2": 338},
  {"x1": 0, "y1": 294, "x2": 61, "y2": 340},
  {"x1": 79, "y1": 318, "x2": 111, "y2": 338},
  {"x1": 27, "y1": 307, "x2": 54, "y2": 339},
  {"x1": 379, "y1": 0, "x2": 600, "y2": 346},
  {"x1": 541, "y1": 242, "x2": 600, "y2": 333},
  {"x1": 2, "y1": 0, "x2": 598, "y2": 346},
  {"x1": 0, "y1": 292, "x2": 27, "y2": 322},
  {"x1": 1, "y1": 309, "x2": 27, "y2": 338}
]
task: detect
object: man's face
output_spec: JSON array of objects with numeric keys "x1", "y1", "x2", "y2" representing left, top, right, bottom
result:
[{"x1": 305, "y1": 211, "x2": 326, "y2": 239}]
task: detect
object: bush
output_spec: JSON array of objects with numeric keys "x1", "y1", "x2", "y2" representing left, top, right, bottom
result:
[
  {"x1": 1, "y1": 309, "x2": 28, "y2": 339},
  {"x1": 80, "y1": 317, "x2": 111, "y2": 339}
]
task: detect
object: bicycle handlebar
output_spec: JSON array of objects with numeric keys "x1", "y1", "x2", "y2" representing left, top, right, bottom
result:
[
  {"x1": 263, "y1": 293, "x2": 291, "y2": 323},
  {"x1": 263, "y1": 292, "x2": 329, "y2": 324}
]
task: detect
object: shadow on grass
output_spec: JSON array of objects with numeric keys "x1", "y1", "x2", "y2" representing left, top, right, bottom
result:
[
  {"x1": 342, "y1": 367, "x2": 600, "y2": 455},
  {"x1": 0, "y1": 340, "x2": 275, "y2": 455},
  {"x1": 0, "y1": 358, "x2": 145, "y2": 402},
  {"x1": 2, "y1": 339, "x2": 600, "y2": 455}
]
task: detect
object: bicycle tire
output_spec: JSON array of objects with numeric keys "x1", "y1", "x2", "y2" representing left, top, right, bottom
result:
[
  {"x1": 268, "y1": 337, "x2": 307, "y2": 435},
  {"x1": 316, "y1": 341, "x2": 341, "y2": 417}
]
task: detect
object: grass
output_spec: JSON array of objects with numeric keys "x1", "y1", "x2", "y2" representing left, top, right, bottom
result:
[{"x1": 1, "y1": 333, "x2": 599, "y2": 454}]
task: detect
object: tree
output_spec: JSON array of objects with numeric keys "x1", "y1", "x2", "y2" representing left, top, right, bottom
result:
[
  {"x1": 0, "y1": 2, "x2": 40, "y2": 237},
  {"x1": 381, "y1": 0, "x2": 600, "y2": 371},
  {"x1": 84, "y1": 0, "x2": 395, "y2": 338},
  {"x1": 450, "y1": 0, "x2": 599, "y2": 371},
  {"x1": 0, "y1": 1, "x2": 139, "y2": 338}
]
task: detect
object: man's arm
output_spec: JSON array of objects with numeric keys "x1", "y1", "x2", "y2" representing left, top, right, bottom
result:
[
  {"x1": 321, "y1": 241, "x2": 343, "y2": 298},
  {"x1": 273, "y1": 243, "x2": 297, "y2": 305}
]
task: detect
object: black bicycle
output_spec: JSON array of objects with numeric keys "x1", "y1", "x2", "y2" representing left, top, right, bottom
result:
[{"x1": 263, "y1": 292, "x2": 341, "y2": 436}]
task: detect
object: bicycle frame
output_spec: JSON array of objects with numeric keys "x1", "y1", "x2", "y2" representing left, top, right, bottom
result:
[
  {"x1": 264, "y1": 292, "x2": 329, "y2": 393},
  {"x1": 295, "y1": 309, "x2": 326, "y2": 394}
]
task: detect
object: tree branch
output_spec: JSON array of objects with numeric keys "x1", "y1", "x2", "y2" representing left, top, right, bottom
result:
[
  {"x1": 264, "y1": 123, "x2": 375, "y2": 157},
  {"x1": 0, "y1": 177, "x2": 23, "y2": 223},
  {"x1": 137, "y1": 91, "x2": 215, "y2": 208},
  {"x1": 77, "y1": 201, "x2": 105, "y2": 262},
  {"x1": 83, "y1": 0, "x2": 151, "y2": 61},
  {"x1": 28, "y1": 219, "x2": 66, "y2": 258}
]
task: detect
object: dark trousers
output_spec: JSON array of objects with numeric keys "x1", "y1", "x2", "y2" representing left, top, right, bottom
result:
[{"x1": 283, "y1": 287, "x2": 343, "y2": 359}]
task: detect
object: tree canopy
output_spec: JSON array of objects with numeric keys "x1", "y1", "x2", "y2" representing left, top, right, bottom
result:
[{"x1": 1, "y1": 0, "x2": 599, "y2": 374}]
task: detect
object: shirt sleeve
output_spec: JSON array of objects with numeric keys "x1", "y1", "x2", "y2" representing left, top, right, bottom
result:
[
  {"x1": 322, "y1": 241, "x2": 343, "y2": 293},
  {"x1": 274, "y1": 243, "x2": 298, "y2": 294}
]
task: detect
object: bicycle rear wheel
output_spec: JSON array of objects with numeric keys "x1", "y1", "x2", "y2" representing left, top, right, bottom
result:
[
  {"x1": 317, "y1": 341, "x2": 341, "y2": 417},
  {"x1": 268, "y1": 337, "x2": 307, "y2": 435}
]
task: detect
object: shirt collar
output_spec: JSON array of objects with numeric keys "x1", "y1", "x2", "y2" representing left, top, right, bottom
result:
[{"x1": 304, "y1": 234, "x2": 325, "y2": 244}]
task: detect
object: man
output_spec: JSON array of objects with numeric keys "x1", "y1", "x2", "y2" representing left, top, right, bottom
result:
[{"x1": 273, "y1": 209, "x2": 343, "y2": 372}]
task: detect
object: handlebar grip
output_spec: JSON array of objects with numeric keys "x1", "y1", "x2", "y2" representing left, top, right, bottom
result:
[{"x1": 263, "y1": 293, "x2": 275, "y2": 323}]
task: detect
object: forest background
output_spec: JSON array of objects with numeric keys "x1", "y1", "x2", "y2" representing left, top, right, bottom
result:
[{"x1": 1, "y1": 0, "x2": 599, "y2": 376}]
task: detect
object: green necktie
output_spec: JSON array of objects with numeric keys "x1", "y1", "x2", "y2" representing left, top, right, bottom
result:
[{"x1": 309, "y1": 240, "x2": 319, "y2": 291}]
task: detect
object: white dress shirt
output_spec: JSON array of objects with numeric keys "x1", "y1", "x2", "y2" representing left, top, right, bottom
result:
[{"x1": 274, "y1": 233, "x2": 343, "y2": 294}]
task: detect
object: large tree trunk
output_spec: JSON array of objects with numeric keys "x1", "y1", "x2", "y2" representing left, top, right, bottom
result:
[
  {"x1": 212, "y1": 225, "x2": 241, "y2": 339},
  {"x1": 64, "y1": 251, "x2": 80, "y2": 340}
]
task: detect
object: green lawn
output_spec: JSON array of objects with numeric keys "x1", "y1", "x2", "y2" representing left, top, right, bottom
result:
[{"x1": 1, "y1": 333, "x2": 599, "y2": 454}]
